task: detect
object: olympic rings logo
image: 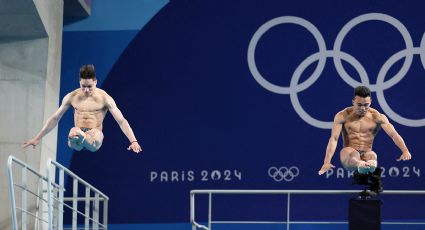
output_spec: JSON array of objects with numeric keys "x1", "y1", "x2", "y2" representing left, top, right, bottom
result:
[
  {"x1": 248, "y1": 13, "x2": 425, "y2": 129},
  {"x1": 268, "y1": 166, "x2": 300, "y2": 182}
]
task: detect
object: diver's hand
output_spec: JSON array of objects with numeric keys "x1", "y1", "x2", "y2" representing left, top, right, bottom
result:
[
  {"x1": 127, "y1": 141, "x2": 142, "y2": 153},
  {"x1": 22, "y1": 138, "x2": 40, "y2": 149},
  {"x1": 318, "y1": 163, "x2": 335, "y2": 175},
  {"x1": 396, "y1": 151, "x2": 411, "y2": 161}
]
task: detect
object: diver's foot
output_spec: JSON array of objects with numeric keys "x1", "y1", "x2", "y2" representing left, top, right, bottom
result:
[
  {"x1": 367, "y1": 160, "x2": 377, "y2": 173},
  {"x1": 73, "y1": 129, "x2": 86, "y2": 145},
  {"x1": 357, "y1": 161, "x2": 370, "y2": 174}
]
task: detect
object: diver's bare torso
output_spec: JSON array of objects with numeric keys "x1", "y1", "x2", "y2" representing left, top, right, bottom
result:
[
  {"x1": 340, "y1": 107, "x2": 382, "y2": 152},
  {"x1": 70, "y1": 89, "x2": 108, "y2": 130}
]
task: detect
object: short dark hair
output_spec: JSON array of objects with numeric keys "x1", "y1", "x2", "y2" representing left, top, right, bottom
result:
[
  {"x1": 79, "y1": 64, "x2": 96, "y2": 80},
  {"x1": 354, "y1": 86, "x2": 371, "y2": 98}
]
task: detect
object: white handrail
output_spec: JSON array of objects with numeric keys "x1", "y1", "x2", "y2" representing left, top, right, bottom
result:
[
  {"x1": 8, "y1": 155, "x2": 110, "y2": 230},
  {"x1": 8, "y1": 155, "x2": 50, "y2": 230},
  {"x1": 47, "y1": 158, "x2": 109, "y2": 230},
  {"x1": 190, "y1": 189, "x2": 425, "y2": 230}
]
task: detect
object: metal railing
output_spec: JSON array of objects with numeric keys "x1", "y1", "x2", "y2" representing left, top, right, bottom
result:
[
  {"x1": 8, "y1": 155, "x2": 58, "y2": 230},
  {"x1": 190, "y1": 189, "x2": 425, "y2": 230},
  {"x1": 47, "y1": 159, "x2": 109, "y2": 230},
  {"x1": 7, "y1": 155, "x2": 109, "y2": 230}
]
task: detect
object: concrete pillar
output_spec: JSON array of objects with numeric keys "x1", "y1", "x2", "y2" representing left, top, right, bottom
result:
[{"x1": 0, "y1": 0, "x2": 63, "y2": 228}]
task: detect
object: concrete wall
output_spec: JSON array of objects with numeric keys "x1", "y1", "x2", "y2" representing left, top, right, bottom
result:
[{"x1": 0, "y1": 0, "x2": 63, "y2": 228}]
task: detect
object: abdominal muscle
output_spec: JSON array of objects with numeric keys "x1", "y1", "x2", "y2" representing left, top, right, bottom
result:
[
  {"x1": 343, "y1": 131, "x2": 374, "y2": 152},
  {"x1": 74, "y1": 110, "x2": 106, "y2": 130}
]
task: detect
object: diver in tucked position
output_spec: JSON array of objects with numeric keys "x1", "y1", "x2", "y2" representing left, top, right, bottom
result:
[
  {"x1": 318, "y1": 86, "x2": 411, "y2": 193},
  {"x1": 23, "y1": 64, "x2": 142, "y2": 153}
]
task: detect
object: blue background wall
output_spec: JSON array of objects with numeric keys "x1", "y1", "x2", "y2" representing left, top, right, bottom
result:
[{"x1": 59, "y1": 0, "x2": 425, "y2": 229}]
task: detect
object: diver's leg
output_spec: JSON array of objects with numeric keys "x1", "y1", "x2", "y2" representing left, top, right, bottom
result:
[
  {"x1": 68, "y1": 127, "x2": 84, "y2": 151},
  {"x1": 340, "y1": 147, "x2": 369, "y2": 174},
  {"x1": 362, "y1": 151, "x2": 378, "y2": 173},
  {"x1": 81, "y1": 129, "x2": 104, "y2": 152}
]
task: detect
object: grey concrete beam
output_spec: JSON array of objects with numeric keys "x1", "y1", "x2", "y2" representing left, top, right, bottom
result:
[
  {"x1": 64, "y1": 0, "x2": 91, "y2": 24},
  {"x1": 0, "y1": 0, "x2": 46, "y2": 40}
]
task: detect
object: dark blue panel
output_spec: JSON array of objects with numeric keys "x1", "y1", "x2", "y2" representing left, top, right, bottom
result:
[{"x1": 63, "y1": 0, "x2": 425, "y2": 224}]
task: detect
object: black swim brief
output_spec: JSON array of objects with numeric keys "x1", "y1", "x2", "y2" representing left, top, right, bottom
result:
[
  {"x1": 358, "y1": 150, "x2": 366, "y2": 157},
  {"x1": 80, "y1": 127, "x2": 92, "y2": 132}
]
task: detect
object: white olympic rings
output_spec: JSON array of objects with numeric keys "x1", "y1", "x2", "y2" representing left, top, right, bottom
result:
[
  {"x1": 268, "y1": 166, "x2": 300, "y2": 182},
  {"x1": 248, "y1": 13, "x2": 425, "y2": 128}
]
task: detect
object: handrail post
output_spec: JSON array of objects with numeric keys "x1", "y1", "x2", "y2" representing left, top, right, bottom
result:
[
  {"x1": 21, "y1": 166, "x2": 27, "y2": 230},
  {"x1": 190, "y1": 192, "x2": 196, "y2": 230},
  {"x1": 103, "y1": 198, "x2": 108, "y2": 229},
  {"x1": 72, "y1": 178, "x2": 78, "y2": 230},
  {"x1": 7, "y1": 156, "x2": 19, "y2": 230},
  {"x1": 93, "y1": 192, "x2": 100, "y2": 230},
  {"x1": 46, "y1": 159, "x2": 53, "y2": 230},
  {"x1": 85, "y1": 187, "x2": 90, "y2": 230},
  {"x1": 58, "y1": 169, "x2": 65, "y2": 230},
  {"x1": 208, "y1": 192, "x2": 212, "y2": 230},
  {"x1": 286, "y1": 193, "x2": 291, "y2": 230},
  {"x1": 34, "y1": 177, "x2": 43, "y2": 229}
]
